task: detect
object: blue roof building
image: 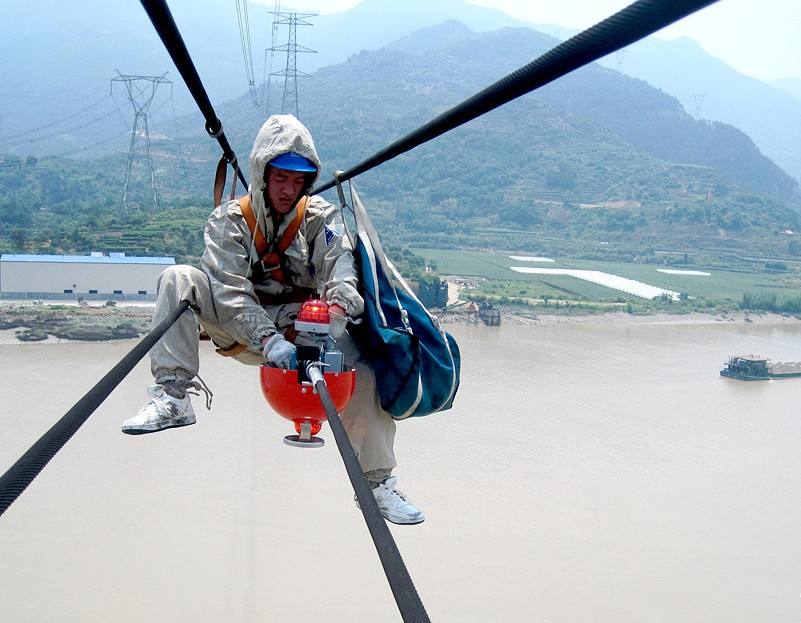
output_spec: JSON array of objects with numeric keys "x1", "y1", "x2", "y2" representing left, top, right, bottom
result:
[
  {"x1": 0, "y1": 253, "x2": 176, "y2": 300},
  {"x1": 0, "y1": 253, "x2": 175, "y2": 265}
]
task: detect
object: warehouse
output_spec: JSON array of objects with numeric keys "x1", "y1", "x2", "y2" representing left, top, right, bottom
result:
[{"x1": 0, "y1": 253, "x2": 175, "y2": 301}]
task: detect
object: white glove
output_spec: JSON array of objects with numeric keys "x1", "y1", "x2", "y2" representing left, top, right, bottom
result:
[
  {"x1": 328, "y1": 308, "x2": 349, "y2": 338},
  {"x1": 262, "y1": 334, "x2": 296, "y2": 369}
]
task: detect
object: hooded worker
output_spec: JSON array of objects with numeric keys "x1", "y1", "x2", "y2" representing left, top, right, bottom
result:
[{"x1": 121, "y1": 115, "x2": 424, "y2": 525}]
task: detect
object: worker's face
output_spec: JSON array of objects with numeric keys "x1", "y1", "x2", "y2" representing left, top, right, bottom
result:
[{"x1": 266, "y1": 167, "x2": 307, "y2": 214}]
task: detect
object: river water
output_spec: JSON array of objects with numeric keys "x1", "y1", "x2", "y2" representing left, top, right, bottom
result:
[{"x1": 1, "y1": 318, "x2": 800, "y2": 622}]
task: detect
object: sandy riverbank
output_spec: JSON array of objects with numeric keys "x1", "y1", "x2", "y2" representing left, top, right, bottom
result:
[
  {"x1": 0, "y1": 299, "x2": 797, "y2": 344},
  {"x1": 502, "y1": 309, "x2": 801, "y2": 327},
  {"x1": 440, "y1": 304, "x2": 801, "y2": 328}
]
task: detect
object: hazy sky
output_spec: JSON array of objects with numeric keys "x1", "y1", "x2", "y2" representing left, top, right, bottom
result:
[{"x1": 277, "y1": 0, "x2": 801, "y2": 82}]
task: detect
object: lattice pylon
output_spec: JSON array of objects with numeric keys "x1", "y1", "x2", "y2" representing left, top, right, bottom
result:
[
  {"x1": 267, "y1": 12, "x2": 317, "y2": 118},
  {"x1": 111, "y1": 71, "x2": 172, "y2": 213}
]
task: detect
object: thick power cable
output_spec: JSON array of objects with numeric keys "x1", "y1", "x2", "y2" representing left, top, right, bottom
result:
[
  {"x1": 0, "y1": 301, "x2": 191, "y2": 517},
  {"x1": 306, "y1": 366, "x2": 430, "y2": 623},
  {"x1": 138, "y1": 0, "x2": 248, "y2": 188},
  {"x1": 312, "y1": 0, "x2": 719, "y2": 195}
]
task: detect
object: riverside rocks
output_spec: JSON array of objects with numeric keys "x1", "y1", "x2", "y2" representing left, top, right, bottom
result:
[
  {"x1": 0, "y1": 303, "x2": 152, "y2": 342},
  {"x1": 2, "y1": 301, "x2": 797, "y2": 343}
]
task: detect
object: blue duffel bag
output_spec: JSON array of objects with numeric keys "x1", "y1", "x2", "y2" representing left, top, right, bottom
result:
[{"x1": 344, "y1": 183, "x2": 460, "y2": 420}]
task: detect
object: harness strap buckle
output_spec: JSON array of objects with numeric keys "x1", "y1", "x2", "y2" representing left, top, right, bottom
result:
[{"x1": 259, "y1": 261, "x2": 281, "y2": 273}]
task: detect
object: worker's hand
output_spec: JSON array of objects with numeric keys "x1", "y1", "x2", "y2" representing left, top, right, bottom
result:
[
  {"x1": 328, "y1": 304, "x2": 348, "y2": 338},
  {"x1": 261, "y1": 334, "x2": 296, "y2": 369}
]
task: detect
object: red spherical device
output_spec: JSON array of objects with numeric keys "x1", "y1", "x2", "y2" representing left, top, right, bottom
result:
[
  {"x1": 260, "y1": 367, "x2": 356, "y2": 439},
  {"x1": 260, "y1": 299, "x2": 356, "y2": 447}
]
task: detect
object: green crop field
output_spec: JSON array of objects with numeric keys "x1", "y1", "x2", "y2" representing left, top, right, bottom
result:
[{"x1": 412, "y1": 248, "x2": 801, "y2": 304}]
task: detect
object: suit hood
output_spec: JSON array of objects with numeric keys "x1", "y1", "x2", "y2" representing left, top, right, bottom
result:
[{"x1": 249, "y1": 115, "x2": 322, "y2": 220}]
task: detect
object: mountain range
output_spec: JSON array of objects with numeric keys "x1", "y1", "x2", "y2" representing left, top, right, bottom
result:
[
  {"x1": 594, "y1": 36, "x2": 801, "y2": 186},
  {"x1": 2, "y1": 20, "x2": 800, "y2": 262},
  {"x1": 2, "y1": 0, "x2": 800, "y2": 187}
]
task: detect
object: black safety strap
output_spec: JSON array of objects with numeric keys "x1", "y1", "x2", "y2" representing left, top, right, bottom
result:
[
  {"x1": 313, "y1": 0, "x2": 719, "y2": 194},
  {"x1": 312, "y1": 374, "x2": 430, "y2": 623},
  {"x1": 0, "y1": 301, "x2": 191, "y2": 517}
]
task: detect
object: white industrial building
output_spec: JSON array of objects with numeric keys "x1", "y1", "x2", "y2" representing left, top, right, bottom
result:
[{"x1": 0, "y1": 253, "x2": 175, "y2": 300}]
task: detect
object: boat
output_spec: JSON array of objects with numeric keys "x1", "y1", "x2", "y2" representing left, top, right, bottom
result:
[{"x1": 720, "y1": 355, "x2": 801, "y2": 381}]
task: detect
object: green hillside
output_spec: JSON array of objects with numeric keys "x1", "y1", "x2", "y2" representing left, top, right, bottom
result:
[{"x1": 0, "y1": 26, "x2": 800, "y2": 265}]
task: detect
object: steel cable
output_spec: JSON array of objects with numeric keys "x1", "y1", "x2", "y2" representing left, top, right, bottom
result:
[
  {"x1": 0, "y1": 301, "x2": 191, "y2": 517},
  {"x1": 308, "y1": 367, "x2": 430, "y2": 623},
  {"x1": 234, "y1": 0, "x2": 259, "y2": 106}
]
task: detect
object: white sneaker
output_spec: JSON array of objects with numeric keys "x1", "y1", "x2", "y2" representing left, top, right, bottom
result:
[
  {"x1": 121, "y1": 385, "x2": 196, "y2": 435},
  {"x1": 358, "y1": 476, "x2": 426, "y2": 525}
]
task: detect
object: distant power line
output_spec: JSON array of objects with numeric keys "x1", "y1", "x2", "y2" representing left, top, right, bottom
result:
[
  {"x1": 234, "y1": 0, "x2": 259, "y2": 108},
  {"x1": 0, "y1": 130, "x2": 131, "y2": 168},
  {"x1": 0, "y1": 95, "x2": 115, "y2": 143},
  {"x1": 0, "y1": 107, "x2": 122, "y2": 148}
]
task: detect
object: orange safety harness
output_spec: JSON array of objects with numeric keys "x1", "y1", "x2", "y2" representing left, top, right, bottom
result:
[
  {"x1": 239, "y1": 193, "x2": 309, "y2": 284},
  {"x1": 214, "y1": 194, "x2": 314, "y2": 357}
]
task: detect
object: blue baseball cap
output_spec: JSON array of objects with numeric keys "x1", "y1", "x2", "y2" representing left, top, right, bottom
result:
[{"x1": 268, "y1": 151, "x2": 317, "y2": 173}]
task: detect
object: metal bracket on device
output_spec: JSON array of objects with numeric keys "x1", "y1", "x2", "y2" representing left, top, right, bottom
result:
[
  {"x1": 283, "y1": 419, "x2": 324, "y2": 448},
  {"x1": 282, "y1": 362, "x2": 328, "y2": 448}
]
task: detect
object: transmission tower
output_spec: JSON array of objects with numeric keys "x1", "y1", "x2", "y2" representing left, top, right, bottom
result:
[
  {"x1": 111, "y1": 71, "x2": 172, "y2": 213},
  {"x1": 267, "y1": 11, "x2": 317, "y2": 118},
  {"x1": 691, "y1": 93, "x2": 707, "y2": 119}
]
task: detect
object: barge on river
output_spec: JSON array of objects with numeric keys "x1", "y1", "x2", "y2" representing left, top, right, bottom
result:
[{"x1": 720, "y1": 355, "x2": 801, "y2": 381}]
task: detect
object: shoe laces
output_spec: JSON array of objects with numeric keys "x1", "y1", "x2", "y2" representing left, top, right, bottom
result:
[
  {"x1": 185, "y1": 374, "x2": 213, "y2": 410},
  {"x1": 144, "y1": 387, "x2": 184, "y2": 418},
  {"x1": 380, "y1": 477, "x2": 409, "y2": 503}
]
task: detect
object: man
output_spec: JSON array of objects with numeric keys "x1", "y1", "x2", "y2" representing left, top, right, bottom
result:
[{"x1": 121, "y1": 114, "x2": 424, "y2": 525}]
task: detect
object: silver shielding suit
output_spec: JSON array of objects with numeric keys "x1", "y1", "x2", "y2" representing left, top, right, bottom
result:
[{"x1": 147, "y1": 114, "x2": 396, "y2": 474}]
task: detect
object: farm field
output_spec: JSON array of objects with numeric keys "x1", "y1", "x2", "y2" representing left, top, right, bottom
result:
[{"x1": 412, "y1": 248, "x2": 801, "y2": 303}]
